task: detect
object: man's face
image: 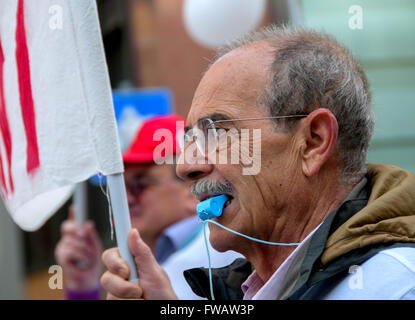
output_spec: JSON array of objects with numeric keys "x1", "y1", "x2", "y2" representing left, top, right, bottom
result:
[
  {"x1": 177, "y1": 44, "x2": 303, "y2": 253},
  {"x1": 124, "y1": 162, "x2": 196, "y2": 241}
]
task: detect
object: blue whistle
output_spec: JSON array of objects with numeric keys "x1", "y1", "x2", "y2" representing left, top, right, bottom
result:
[{"x1": 197, "y1": 195, "x2": 230, "y2": 221}]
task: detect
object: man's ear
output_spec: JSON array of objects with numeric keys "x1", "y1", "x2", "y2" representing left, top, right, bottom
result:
[{"x1": 300, "y1": 108, "x2": 338, "y2": 177}]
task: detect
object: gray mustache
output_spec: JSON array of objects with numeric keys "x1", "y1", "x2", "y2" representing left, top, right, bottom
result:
[{"x1": 191, "y1": 179, "x2": 233, "y2": 198}]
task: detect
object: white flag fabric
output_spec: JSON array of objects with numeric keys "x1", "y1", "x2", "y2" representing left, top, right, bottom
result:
[{"x1": 0, "y1": 0, "x2": 124, "y2": 231}]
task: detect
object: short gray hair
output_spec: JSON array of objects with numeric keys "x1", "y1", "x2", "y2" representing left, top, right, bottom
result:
[{"x1": 214, "y1": 25, "x2": 374, "y2": 184}]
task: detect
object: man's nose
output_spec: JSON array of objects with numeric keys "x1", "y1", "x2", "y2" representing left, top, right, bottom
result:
[{"x1": 176, "y1": 147, "x2": 214, "y2": 181}]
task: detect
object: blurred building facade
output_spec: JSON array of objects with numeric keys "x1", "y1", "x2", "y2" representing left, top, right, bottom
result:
[{"x1": 302, "y1": 0, "x2": 415, "y2": 174}]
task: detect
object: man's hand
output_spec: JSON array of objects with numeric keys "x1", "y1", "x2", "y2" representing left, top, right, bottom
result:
[
  {"x1": 55, "y1": 206, "x2": 103, "y2": 291},
  {"x1": 100, "y1": 229, "x2": 178, "y2": 300}
]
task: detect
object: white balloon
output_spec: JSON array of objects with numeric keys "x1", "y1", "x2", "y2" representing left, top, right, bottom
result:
[{"x1": 183, "y1": 0, "x2": 267, "y2": 49}]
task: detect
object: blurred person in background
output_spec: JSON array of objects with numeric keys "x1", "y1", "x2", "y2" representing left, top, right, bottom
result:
[{"x1": 55, "y1": 114, "x2": 242, "y2": 299}]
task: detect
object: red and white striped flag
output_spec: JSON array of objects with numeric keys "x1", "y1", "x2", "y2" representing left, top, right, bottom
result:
[{"x1": 0, "y1": 0, "x2": 124, "y2": 230}]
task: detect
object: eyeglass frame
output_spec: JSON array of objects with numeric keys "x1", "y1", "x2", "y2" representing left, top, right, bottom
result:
[
  {"x1": 125, "y1": 176, "x2": 179, "y2": 197},
  {"x1": 179, "y1": 114, "x2": 308, "y2": 157}
]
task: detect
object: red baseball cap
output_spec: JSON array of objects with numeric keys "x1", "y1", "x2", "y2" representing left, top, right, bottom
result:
[{"x1": 122, "y1": 114, "x2": 185, "y2": 164}]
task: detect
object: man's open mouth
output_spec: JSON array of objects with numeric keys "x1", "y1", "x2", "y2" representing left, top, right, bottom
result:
[
  {"x1": 224, "y1": 196, "x2": 233, "y2": 208},
  {"x1": 198, "y1": 193, "x2": 234, "y2": 208}
]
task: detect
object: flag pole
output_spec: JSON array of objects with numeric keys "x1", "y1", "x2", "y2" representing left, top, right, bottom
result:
[
  {"x1": 106, "y1": 173, "x2": 139, "y2": 284},
  {"x1": 73, "y1": 181, "x2": 87, "y2": 224},
  {"x1": 73, "y1": 181, "x2": 89, "y2": 269}
]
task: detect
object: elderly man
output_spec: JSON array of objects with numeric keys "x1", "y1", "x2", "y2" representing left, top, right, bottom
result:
[
  {"x1": 100, "y1": 26, "x2": 415, "y2": 300},
  {"x1": 55, "y1": 114, "x2": 241, "y2": 299}
]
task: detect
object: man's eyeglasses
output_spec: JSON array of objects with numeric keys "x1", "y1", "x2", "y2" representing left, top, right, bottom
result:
[
  {"x1": 126, "y1": 177, "x2": 175, "y2": 197},
  {"x1": 179, "y1": 115, "x2": 308, "y2": 157}
]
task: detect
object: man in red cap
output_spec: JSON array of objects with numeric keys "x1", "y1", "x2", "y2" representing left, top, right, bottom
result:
[
  {"x1": 121, "y1": 114, "x2": 197, "y2": 258},
  {"x1": 55, "y1": 114, "x2": 241, "y2": 299}
]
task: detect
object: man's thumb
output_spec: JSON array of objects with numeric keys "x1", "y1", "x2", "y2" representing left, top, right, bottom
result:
[{"x1": 128, "y1": 229, "x2": 159, "y2": 276}]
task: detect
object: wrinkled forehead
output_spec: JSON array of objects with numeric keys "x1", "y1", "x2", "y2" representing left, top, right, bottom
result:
[{"x1": 186, "y1": 43, "x2": 274, "y2": 128}]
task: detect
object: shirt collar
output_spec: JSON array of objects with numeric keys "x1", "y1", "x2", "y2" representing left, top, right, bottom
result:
[
  {"x1": 155, "y1": 215, "x2": 201, "y2": 263},
  {"x1": 163, "y1": 215, "x2": 201, "y2": 250},
  {"x1": 242, "y1": 224, "x2": 319, "y2": 300}
]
